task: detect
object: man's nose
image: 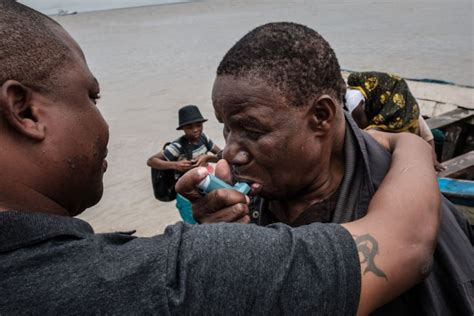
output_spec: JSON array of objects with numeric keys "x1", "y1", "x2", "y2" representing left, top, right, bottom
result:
[{"x1": 223, "y1": 141, "x2": 250, "y2": 165}]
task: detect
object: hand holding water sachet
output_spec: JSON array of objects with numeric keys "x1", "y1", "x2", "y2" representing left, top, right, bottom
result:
[{"x1": 175, "y1": 160, "x2": 261, "y2": 224}]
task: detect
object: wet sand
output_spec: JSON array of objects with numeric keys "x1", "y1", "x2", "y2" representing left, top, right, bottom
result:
[{"x1": 53, "y1": 0, "x2": 473, "y2": 236}]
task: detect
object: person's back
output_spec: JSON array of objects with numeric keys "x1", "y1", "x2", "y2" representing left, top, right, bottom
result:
[
  {"x1": 346, "y1": 71, "x2": 420, "y2": 133},
  {"x1": 345, "y1": 71, "x2": 443, "y2": 170}
]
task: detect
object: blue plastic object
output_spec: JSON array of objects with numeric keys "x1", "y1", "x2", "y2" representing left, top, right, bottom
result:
[
  {"x1": 176, "y1": 194, "x2": 197, "y2": 224},
  {"x1": 198, "y1": 174, "x2": 251, "y2": 195}
]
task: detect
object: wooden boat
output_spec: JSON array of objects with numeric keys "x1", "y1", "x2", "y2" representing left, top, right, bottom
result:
[
  {"x1": 438, "y1": 177, "x2": 474, "y2": 207},
  {"x1": 422, "y1": 87, "x2": 474, "y2": 222}
]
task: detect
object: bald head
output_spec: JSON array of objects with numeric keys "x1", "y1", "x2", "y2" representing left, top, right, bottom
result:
[
  {"x1": 217, "y1": 22, "x2": 346, "y2": 107},
  {"x1": 0, "y1": 0, "x2": 73, "y2": 93}
]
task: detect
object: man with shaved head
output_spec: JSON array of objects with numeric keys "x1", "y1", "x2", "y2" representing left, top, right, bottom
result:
[
  {"x1": 0, "y1": 2, "x2": 445, "y2": 314},
  {"x1": 181, "y1": 22, "x2": 474, "y2": 315}
]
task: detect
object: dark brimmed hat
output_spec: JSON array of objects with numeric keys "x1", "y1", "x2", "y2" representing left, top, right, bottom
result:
[{"x1": 176, "y1": 105, "x2": 208, "y2": 130}]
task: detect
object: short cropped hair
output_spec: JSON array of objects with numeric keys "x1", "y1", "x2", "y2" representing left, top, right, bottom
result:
[
  {"x1": 0, "y1": 0, "x2": 71, "y2": 93},
  {"x1": 217, "y1": 22, "x2": 346, "y2": 106}
]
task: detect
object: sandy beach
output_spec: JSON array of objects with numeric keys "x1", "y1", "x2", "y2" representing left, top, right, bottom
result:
[{"x1": 51, "y1": 0, "x2": 473, "y2": 236}]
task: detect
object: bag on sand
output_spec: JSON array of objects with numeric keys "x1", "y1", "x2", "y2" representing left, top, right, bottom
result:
[
  {"x1": 151, "y1": 142, "x2": 177, "y2": 202},
  {"x1": 151, "y1": 168, "x2": 177, "y2": 202}
]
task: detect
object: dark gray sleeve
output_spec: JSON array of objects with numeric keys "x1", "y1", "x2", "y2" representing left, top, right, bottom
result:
[{"x1": 164, "y1": 222, "x2": 361, "y2": 315}]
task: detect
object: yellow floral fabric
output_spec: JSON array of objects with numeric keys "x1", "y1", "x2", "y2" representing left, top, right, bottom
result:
[{"x1": 347, "y1": 72, "x2": 420, "y2": 133}]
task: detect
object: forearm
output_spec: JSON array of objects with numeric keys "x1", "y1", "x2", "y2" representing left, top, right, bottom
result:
[
  {"x1": 373, "y1": 133, "x2": 440, "y2": 243},
  {"x1": 207, "y1": 145, "x2": 222, "y2": 163},
  {"x1": 427, "y1": 139, "x2": 436, "y2": 150},
  {"x1": 342, "y1": 133, "x2": 440, "y2": 314},
  {"x1": 205, "y1": 154, "x2": 219, "y2": 163},
  {"x1": 418, "y1": 116, "x2": 434, "y2": 143},
  {"x1": 147, "y1": 157, "x2": 177, "y2": 170}
]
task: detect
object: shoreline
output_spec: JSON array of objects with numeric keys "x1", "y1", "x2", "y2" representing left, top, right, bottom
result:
[{"x1": 27, "y1": 0, "x2": 198, "y2": 16}]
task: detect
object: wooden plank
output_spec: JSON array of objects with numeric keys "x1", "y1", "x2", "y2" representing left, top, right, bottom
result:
[
  {"x1": 438, "y1": 151, "x2": 474, "y2": 180},
  {"x1": 441, "y1": 125, "x2": 464, "y2": 161},
  {"x1": 405, "y1": 79, "x2": 474, "y2": 110},
  {"x1": 426, "y1": 108, "x2": 474, "y2": 129}
]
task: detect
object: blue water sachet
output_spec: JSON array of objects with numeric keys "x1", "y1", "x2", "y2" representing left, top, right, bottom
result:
[{"x1": 197, "y1": 174, "x2": 251, "y2": 195}]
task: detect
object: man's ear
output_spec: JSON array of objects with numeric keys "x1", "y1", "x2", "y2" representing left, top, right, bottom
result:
[
  {"x1": 0, "y1": 80, "x2": 46, "y2": 141},
  {"x1": 307, "y1": 94, "x2": 338, "y2": 135}
]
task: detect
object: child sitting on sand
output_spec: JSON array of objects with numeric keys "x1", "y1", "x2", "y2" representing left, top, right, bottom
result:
[{"x1": 147, "y1": 105, "x2": 221, "y2": 223}]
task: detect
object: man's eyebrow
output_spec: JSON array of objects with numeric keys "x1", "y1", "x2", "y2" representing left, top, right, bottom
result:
[
  {"x1": 240, "y1": 116, "x2": 262, "y2": 127},
  {"x1": 230, "y1": 114, "x2": 269, "y2": 130}
]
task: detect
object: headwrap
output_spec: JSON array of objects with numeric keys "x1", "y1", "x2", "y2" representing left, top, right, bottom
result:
[{"x1": 347, "y1": 72, "x2": 420, "y2": 133}]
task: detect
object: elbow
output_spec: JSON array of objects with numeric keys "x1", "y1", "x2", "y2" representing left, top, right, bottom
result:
[
  {"x1": 417, "y1": 250, "x2": 434, "y2": 282},
  {"x1": 147, "y1": 157, "x2": 158, "y2": 168},
  {"x1": 400, "y1": 233, "x2": 436, "y2": 286},
  {"x1": 424, "y1": 193, "x2": 442, "y2": 255},
  {"x1": 411, "y1": 239, "x2": 436, "y2": 284},
  {"x1": 411, "y1": 205, "x2": 440, "y2": 282},
  {"x1": 402, "y1": 192, "x2": 440, "y2": 284}
]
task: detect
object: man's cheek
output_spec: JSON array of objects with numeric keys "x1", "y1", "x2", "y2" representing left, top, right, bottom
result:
[{"x1": 257, "y1": 139, "x2": 280, "y2": 161}]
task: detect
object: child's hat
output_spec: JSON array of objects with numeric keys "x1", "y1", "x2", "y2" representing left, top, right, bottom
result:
[{"x1": 177, "y1": 105, "x2": 208, "y2": 130}]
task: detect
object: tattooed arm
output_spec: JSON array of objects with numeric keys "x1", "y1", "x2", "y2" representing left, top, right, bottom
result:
[{"x1": 341, "y1": 132, "x2": 441, "y2": 315}]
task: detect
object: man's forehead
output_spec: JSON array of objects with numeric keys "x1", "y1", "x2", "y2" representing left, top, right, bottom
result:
[
  {"x1": 213, "y1": 76, "x2": 287, "y2": 110},
  {"x1": 214, "y1": 97, "x2": 286, "y2": 130},
  {"x1": 47, "y1": 20, "x2": 89, "y2": 68},
  {"x1": 59, "y1": 56, "x2": 96, "y2": 84},
  {"x1": 214, "y1": 75, "x2": 272, "y2": 94},
  {"x1": 46, "y1": 21, "x2": 96, "y2": 83},
  {"x1": 49, "y1": 22, "x2": 81, "y2": 51}
]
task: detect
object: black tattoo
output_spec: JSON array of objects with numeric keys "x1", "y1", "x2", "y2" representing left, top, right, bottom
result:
[{"x1": 353, "y1": 234, "x2": 388, "y2": 280}]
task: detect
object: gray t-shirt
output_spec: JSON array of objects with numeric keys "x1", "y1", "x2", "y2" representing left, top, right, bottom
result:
[{"x1": 0, "y1": 211, "x2": 360, "y2": 314}]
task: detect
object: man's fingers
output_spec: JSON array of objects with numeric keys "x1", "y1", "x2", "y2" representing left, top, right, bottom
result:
[
  {"x1": 177, "y1": 165, "x2": 251, "y2": 224},
  {"x1": 236, "y1": 215, "x2": 251, "y2": 224},
  {"x1": 435, "y1": 163, "x2": 446, "y2": 172},
  {"x1": 175, "y1": 167, "x2": 209, "y2": 201},
  {"x1": 194, "y1": 188, "x2": 247, "y2": 213},
  {"x1": 192, "y1": 188, "x2": 249, "y2": 223},
  {"x1": 215, "y1": 159, "x2": 233, "y2": 184}
]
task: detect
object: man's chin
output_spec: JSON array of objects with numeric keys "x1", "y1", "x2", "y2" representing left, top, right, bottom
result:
[
  {"x1": 71, "y1": 186, "x2": 104, "y2": 216},
  {"x1": 89, "y1": 186, "x2": 104, "y2": 208}
]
